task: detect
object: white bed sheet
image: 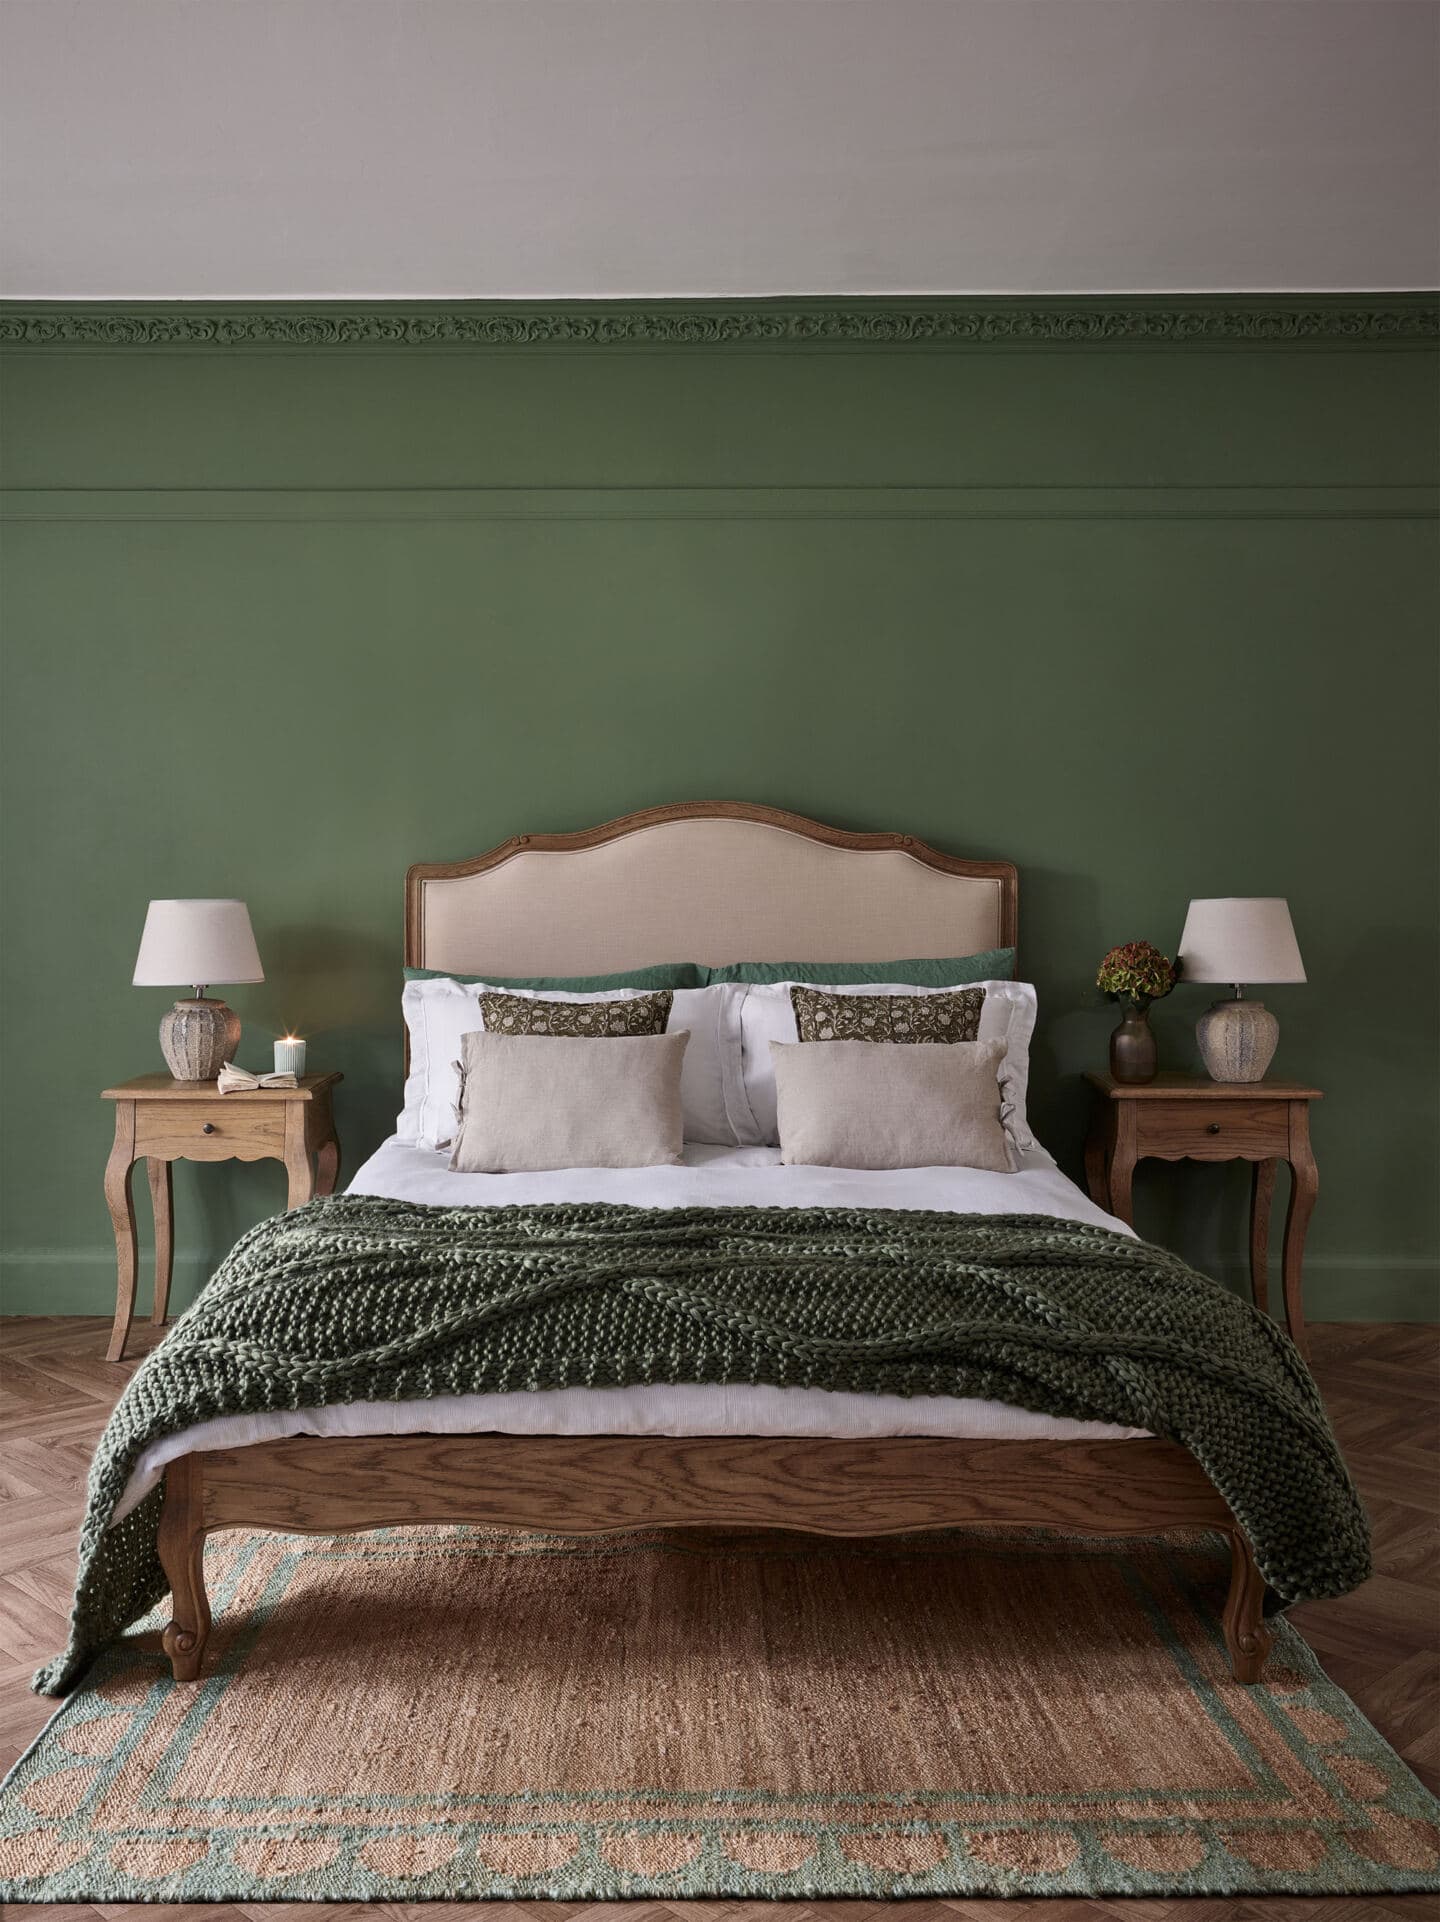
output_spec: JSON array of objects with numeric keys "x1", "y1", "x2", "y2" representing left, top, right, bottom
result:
[{"x1": 113, "y1": 1138, "x2": 1148, "y2": 1522}]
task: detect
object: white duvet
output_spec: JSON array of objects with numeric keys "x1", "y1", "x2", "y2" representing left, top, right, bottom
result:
[{"x1": 113, "y1": 1137, "x2": 1148, "y2": 1522}]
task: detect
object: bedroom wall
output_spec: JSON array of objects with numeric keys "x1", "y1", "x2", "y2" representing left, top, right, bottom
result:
[{"x1": 1, "y1": 297, "x2": 1437, "y2": 1319}]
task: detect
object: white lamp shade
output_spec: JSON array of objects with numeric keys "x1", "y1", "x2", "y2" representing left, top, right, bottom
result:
[
  {"x1": 132, "y1": 899, "x2": 264, "y2": 988},
  {"x1": 1177, "y1": 898, "x2": 1305, "y2": 987}
]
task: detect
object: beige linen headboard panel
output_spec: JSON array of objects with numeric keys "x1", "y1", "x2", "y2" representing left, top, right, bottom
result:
[{"x1": 406, "y1": 802, "x2": 1017, "y2": 978}]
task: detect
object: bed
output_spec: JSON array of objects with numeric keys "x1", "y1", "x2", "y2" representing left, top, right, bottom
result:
[{"x1": 148, "y1": 802, "x2": 1278, "y2": 1689}]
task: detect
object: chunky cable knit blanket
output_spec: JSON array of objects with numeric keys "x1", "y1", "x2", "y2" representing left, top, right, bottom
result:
[{"x1": 38, "y1": 1197, "x2": 1369, "y2": 1694}]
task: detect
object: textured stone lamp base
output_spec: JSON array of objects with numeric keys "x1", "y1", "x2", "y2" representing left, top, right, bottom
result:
[
  {"x1": 159, "y1": 998, "x2": 241, "y2": 1081},
  {"x1": 1196, "y1": 998, "x2": 1279, "y2": 1083}
]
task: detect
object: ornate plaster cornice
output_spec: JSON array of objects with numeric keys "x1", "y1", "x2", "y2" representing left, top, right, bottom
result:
[{"x1": 1, "y1": 298, "x2": 1435, "y2": 348}]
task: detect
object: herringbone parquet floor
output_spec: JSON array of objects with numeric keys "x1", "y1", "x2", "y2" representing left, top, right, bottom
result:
[{"x1": 1, "y1": 1315, "x2": 1435, "y2": 1921}]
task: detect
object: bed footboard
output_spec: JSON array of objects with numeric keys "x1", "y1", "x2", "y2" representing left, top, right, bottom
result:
[{"x1": 157, "y1": 1432, "x2": 1271, "y2": 1685}]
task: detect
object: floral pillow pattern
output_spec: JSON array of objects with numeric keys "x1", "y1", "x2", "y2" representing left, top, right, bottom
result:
[
  {"x1": 789, "y1": 984, "x2": 985, "y2": 1045},
  {"x1": 477, "y1": 989, "x2": 673, "y2": 1037}
]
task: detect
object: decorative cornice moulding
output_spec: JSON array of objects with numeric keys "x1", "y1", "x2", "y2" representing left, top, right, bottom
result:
[{"x1": 1, "y1": 296, "x2": 1436, "y2": 349}]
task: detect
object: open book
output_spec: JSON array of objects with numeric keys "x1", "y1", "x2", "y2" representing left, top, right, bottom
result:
[{"x1": 218, "y1": 1062, "x2": 298, "y2": 1094}]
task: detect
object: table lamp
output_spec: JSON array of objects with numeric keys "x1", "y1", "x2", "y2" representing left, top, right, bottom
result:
[
  {"x1": 1176, "y1": 897, "x2": 1305, "y2": 1083},
  {"x1": 132, "y1": 899, "x2": 264, "y2": 1080}
]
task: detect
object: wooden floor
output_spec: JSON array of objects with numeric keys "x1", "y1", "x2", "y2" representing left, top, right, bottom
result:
[{"x1": 1, "y1": 1315, "x2": 1435, "y2": 1921}]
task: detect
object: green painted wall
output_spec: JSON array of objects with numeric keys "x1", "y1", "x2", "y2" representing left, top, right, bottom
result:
[{"x1": 2, "y1": 299, "x2": 1437, "y2": 1320}]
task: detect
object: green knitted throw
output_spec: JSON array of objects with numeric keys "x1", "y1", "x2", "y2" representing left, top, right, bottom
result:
[{"x1": 37, "y1": 1197, "x2": 1369, "y2": 1695}]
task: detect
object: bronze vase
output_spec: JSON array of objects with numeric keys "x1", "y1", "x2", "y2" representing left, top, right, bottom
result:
[{"x1": 1109, "y1": 1000, "x2": 1157, "y2": 1084}]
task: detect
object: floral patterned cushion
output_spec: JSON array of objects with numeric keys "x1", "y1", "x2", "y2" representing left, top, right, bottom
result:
[
  {"x1": 478, "y1": 989, "x2": 673, "y2": 1038},
  {"x1": 789, "y1": 984, "x2": 984, "y2": 1045}
]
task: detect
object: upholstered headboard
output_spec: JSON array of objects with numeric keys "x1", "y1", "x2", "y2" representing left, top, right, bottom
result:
[{"x1": 406, "y1": 802, "x2": 1017, "y2": 978}]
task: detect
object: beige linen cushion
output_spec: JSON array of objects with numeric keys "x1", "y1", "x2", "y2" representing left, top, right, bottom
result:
[
  {"x1": 770, "y1": 1037, "x2": 1014, "y2": 1172},
  {"x1": 450, "y1": 1030, "x2": 690, "y2": 1173}
]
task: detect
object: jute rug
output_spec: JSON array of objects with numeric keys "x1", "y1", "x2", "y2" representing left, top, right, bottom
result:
[{"x1": 2, "y1": 1524, "x2": 1437, "y2": 1902}]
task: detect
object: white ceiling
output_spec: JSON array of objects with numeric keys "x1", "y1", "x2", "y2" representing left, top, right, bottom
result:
[{"x1": 2, "y1": 0, "x2": 1436, "y2": 299}]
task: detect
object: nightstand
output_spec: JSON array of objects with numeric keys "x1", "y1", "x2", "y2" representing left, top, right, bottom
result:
[
  {"x1": 100, "y1": 1072, "x2": 342, "y2": 1362},
  {"x1": 1083, "y1": 1071, "x2": 1320, "y2": 1356}
]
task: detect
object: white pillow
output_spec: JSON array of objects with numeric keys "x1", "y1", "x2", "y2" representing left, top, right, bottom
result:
[
  {"x1": 733, "y1": 978, "x2": 1038, "y2": 1154},
  {"x1": 399, "y1": 977, "x2": 746, "y2": 1150}
]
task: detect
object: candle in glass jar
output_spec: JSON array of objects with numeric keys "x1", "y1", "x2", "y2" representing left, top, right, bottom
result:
[{"x1": 274, "y1": 1035, "x2": 306, "y2": 1077}]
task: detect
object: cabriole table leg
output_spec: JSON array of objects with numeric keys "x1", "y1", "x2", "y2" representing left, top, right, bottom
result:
[
  {"x1": 148, "y1": 1156, "x2": 174, "y2": 1327},
  {"x1": 1282, "y1": 1105, "x2": 1318, "y2": 1359},
  {"x1": 1248, "y1": 1157, "x2": 1276, "y2": 1318},
  {"x1": 283, "y1": 1104, "x2": 316, "y2": 1209},
  {"x1": 104, "y1": 1103, "x2": 139, "y2": 1363},
  {"x1": 1083, "y1": 1129, "x2": 1110, "y2": 1209},
  {"x1": 315, "y1": 1134, "x2": 341, "y2": 1197}
]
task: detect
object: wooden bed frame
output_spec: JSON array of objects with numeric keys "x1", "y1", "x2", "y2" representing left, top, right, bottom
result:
[{"x1": 157, "y1": 802, "x2": 1274, "y2": 1685}]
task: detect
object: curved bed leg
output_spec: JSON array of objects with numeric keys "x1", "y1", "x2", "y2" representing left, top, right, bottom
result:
[
  {"x1": 158, "y1": 1455, "x2": 210, "y2": 1683},
  {"x1": 1222, "y1": 1526, "x2": 1273, "y2": 1683}
]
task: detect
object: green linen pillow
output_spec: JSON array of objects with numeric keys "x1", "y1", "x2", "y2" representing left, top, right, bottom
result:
[
  {"x1": 405, "y1": 961, "x2": 701, "y2": 990},
  {"x1": 700, "y1": 948, "x2": 1014, "y2": 987}
]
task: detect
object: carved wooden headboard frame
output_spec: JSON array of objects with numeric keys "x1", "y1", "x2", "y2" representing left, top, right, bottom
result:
[{"x1": 405, "y1": 802, "x2": 1018, "y2": 989}]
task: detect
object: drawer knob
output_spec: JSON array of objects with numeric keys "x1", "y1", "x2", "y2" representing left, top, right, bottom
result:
[
  {"x1": 202, "y1": 1122, "x2": 217, "y2": 1135},
  {"x1": 1207, "y1": 1121, "x2": 1221, "y2": 1135}
]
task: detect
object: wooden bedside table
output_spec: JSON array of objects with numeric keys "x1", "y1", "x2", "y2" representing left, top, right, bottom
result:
[
  {"x1": 1083, "y1": 1071, "x2": 1320, "y2": 1356},
  {"x1": 101, "y1": 1072, "x2": 342, "y2": 1362}
]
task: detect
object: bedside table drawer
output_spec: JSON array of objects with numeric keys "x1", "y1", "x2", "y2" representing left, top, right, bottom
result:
[
  {"x1": 1136, "y1": 1100, "x2": 1289, "y2": 1160},
  {"x1": 134, "y1": 1102, "x2": 286, "y2": 1162}
]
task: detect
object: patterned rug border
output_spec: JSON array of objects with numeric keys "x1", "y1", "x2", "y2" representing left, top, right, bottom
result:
[{"x1": 3, "y1": 1527, "x2": 1438, "y2": 1902}]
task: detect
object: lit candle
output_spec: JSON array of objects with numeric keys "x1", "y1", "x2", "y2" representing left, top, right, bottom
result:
[{"x1": 274, "y1": 1035, "x2": 306, "y2": 1077}]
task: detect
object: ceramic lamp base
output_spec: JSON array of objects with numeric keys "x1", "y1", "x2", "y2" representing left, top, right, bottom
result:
[
  {"x1": 159, "y1": 997, "x2": 241, "y2": 1081},
  {"x1": 1196, "y1": 998, "x2": 1279, "y2": 1083}
]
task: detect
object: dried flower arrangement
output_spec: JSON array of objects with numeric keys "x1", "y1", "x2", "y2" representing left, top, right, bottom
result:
[{"x1": 1096, "y1": 939, "x2": 1179, "y2": 1009}]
